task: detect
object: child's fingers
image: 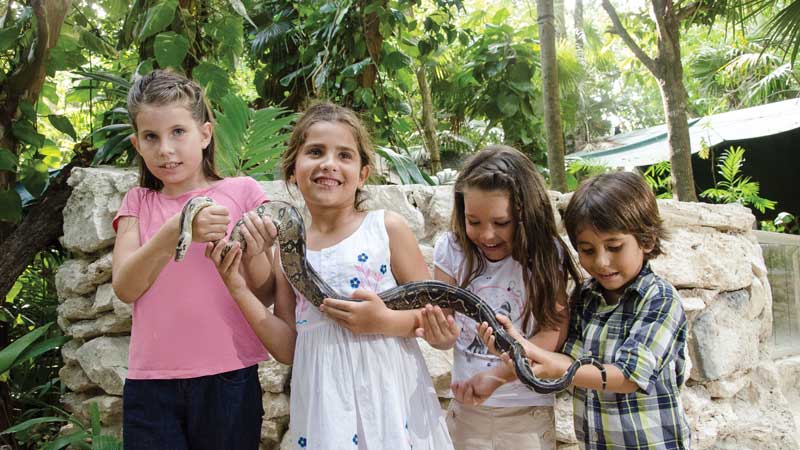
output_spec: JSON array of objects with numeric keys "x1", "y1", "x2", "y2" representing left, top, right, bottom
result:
[
  {"x1": 424, "y1": 305, "x2": 444, "y2": 337},
  {"x1": 220, "y1": 242, "x2": 240, "y2": 272}
]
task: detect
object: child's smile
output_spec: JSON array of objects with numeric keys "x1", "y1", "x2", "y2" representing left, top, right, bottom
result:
[
  {"x1": 463, "y1": 188, "x2": 515, "y2": 262},
  {"x1": 292, "y1": 121, "x2": 368, "y2": 209},
  {"x1": 575, "y1": 227, "x2": 651, "y2": 303}
]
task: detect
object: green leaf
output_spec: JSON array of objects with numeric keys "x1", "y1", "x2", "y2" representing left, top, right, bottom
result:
[
  {"x1": 5, "y1": 281, "x2": 21, "y2": 304},
  {"x1": 0, "y1": 415, "x2": 67, "y2": 435},
  {"x1": 12, "y1": 121, "x2": 45, "y2": 148},
  {"x1": 341, "y1": 58, "x2": 371, "y2": 77},
  {"x1": 154, "y1": 32, "x2": 190, "y2": 68},
  {"x1": 0, "y1": 189, "x2": 22, "y2": 223},
  {"x1": 492, "y1": 8, "x2": 510, "y2": 25},
  {"x1": 79, "y1": 29, "x2": 116, "y2": 57},
  {"x1": 193, "y1": 62, "x2": 231, "y2": 103},
  {"x1": 0, "y1": 26, "x2": 19, "y2": 52},
  {"x1": 48, "y1": 115, "x2": 78, "y2": 140},
  {"x1": 137, "y1": 0, "x2": 178, "y2": 43},
  {"x1": 0, "y1": 149, "x2": 17, "y2": 172},
  {"x1": 496, "y1": 92, "x2": 519, "y2": 117},
  {"x1": 16, "y1": 335, "x2": 70, "y2": 363},
  {"x1": 382, "y1": 51, "x2": 411, "y2": 71},
  {"x1": 0, "y1": 323, "x2": 51, "y2": 375}
]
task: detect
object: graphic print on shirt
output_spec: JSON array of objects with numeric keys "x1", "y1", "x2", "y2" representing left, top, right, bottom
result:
[{"x1": 459, "y1": 279, "x2": 523, "y2": 362}]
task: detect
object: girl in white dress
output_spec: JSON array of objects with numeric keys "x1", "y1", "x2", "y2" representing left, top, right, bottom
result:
[{"x1": 208, "y1": 102, "x2": 452, "y2": 450}]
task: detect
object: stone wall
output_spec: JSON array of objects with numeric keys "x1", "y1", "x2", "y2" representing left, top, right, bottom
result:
[{"x1": 56, "y1": 167, "x2": 799, "y2": 449}]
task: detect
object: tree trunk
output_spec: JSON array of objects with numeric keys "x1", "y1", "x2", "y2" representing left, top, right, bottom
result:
[
  {"x1": 537, "y1": 0, "x2": 568, "y2": 192},
  {"x1": 416, "y1": 66, "x2": 441, "y2": 174},
  {"x1": 654, "y1": 0, "x2": 697, "y2": 201},
  {"x1": 360, "y1": 0, "x2": 384, "y2": 89},
  {"x1": 601, "y1": 0, "x2": 698, "y2": 201},
  {"x1": 573, "y1": 0, "x2": 587, "y2": 149},
  {"x1": 554, "y1": 0, "x2": 567, "y2": 39}
]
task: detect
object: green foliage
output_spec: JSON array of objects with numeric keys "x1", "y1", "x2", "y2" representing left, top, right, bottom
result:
[
  {"x1": 214, "y1": 94, "x2": 296, "y2": 180},
  {"x1": 761, "y1": 212, "x2": 800, "y2": 234},
  {"x1": 700, "y1": 146, "x2": 776, "y2": 213},
  {"x1": 2, "y1": 403, "x2": 122, "y2": 450},
  {"x1": 643, "y1": 161, "x2": 674, "y2": 199},
  {"x1": 565, "y1": 158, "x2": 609, "y2": 192},
  {"x1": 375, "y1": 146, "x2": 435, "y2": 185}
]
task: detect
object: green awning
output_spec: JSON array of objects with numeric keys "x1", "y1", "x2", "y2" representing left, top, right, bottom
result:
[{"x1": 569, "y1": 99, "x2": 800, "y2": 167}]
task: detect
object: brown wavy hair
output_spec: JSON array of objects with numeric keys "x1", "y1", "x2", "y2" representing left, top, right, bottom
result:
[
  {"x1": 281, "y1": 101, "x2": 374, "y2": 209},
  {"x1": 564, "y1": 171, "x2": 667, "y2": 260},
  {"x1": 127, "y1": 69, "x2": 221, "y2": 191},
  {"x1": 451, "y1": 145, "x2": 581, "y2": 333}
]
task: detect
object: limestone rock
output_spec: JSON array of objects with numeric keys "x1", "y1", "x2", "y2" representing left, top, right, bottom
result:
[
  {"x1": 59, "y1": 362, "x2": 98, "y2": 392},
  {"x1": 67, "y1": 312, "x2": 132, "y2": 340},
  {"x1": 690, "y1": 289, "x2": 760, "y2": 380},
  {"x1": 55, "y1": 254, "x2": 113, "y2": 299},
  {"x1": 657, "y1": 200, "x2": 755, "y2": 232},
  {"x1": 418, "y1": 339, "x2": 453, "y2": 398},
  {"x1": 63, "y1": 167, "x2": 137, "y2": 253},
  {"x1": 653, "y1": 228, "x2": 752, "y2": 291},
  {"x1": 258, "y1": 359, "x2": 291, "y2": 394},
  {"x1": 75, "y1": 336, "x2": 130, "y2": 395},
  {"x1": 555, "y1": 391, "x2": 576, "y2": 444},
  {"x1": 262, "y1": 392, "x2": 290, "y2": 419},
  {"x1": 57, "y1": 296, "x2": 96, "y2": 321},
  {"x1": 61, "y1": 339, "x2": 83, "y2": 365}
]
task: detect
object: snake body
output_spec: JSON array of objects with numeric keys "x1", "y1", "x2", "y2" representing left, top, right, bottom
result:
[{"x1": 175, "y1": 196, "x2": 597, "y2": 394}]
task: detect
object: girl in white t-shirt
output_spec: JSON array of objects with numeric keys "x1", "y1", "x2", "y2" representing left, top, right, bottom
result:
[{"x1": 416, "y1": 145, "x2": 581, "y2": 450}]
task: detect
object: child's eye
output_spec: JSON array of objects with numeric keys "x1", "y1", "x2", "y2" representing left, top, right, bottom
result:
[
  {"x1": 467, "y1": 220, "x2": 480, "y2": 226},
  {"x1": 578, "y1": 247, "x2": 594, "y2": 255},
  {"x1": 607, "y1": 245, "x2": 623, "y2": 252},
  {"x1": 306, "y1": 147, "x2": 322, "y2": 156},
  {"x1": 173, "y1": 128, "x2": 185, "y2": 136},
  {"x1": 339, "y1": 151, "x2": 353, "y2": 159},
  {"x1": 144, "y1": 133, "x2": 157, "y2": 141},
  {"x1": 495, "y1": 221, "x2": 511, "y2": 227}
]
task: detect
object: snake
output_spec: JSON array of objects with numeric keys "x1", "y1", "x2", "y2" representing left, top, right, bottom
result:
[{"x1": 175, "y1": 196, "x2": 603, "y2": 394}]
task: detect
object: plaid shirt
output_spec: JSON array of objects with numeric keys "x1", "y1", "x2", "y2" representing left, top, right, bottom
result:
[{"x1": 562, "y1": 263, "x2": 691, "y2": 449}]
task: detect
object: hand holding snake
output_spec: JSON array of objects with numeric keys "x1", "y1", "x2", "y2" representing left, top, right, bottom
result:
[{"x1": 176, "y1": 196, "x2": 600, "y2": 394}]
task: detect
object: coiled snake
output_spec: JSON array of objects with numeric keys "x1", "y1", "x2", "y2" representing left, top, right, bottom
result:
[{"x1": 176, "y1": 196, "x2": 602, "y2": 394}]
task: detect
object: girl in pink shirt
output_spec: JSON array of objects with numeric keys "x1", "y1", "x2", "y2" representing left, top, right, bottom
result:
[{"x1": 112, "y1": 70, "x2": 274, "y2": 450}]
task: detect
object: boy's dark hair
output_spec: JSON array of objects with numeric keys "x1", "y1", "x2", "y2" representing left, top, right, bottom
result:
[
  {"x1": 127, "y1": 69, "x2": 221, "y2": 191},
  {"x1": 564, "y1": 171, "x2": 666, "y2": 259},
  {"x1": 281, "y1": 101, "x2": 374, "y2": 209},
  {"x1": 452, "y1": 145, "x2": 581, "y2": 332}
]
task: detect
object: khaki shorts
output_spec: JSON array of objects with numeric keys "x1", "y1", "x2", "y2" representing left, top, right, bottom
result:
[{"x1": 446, "y1": 401, "x2": 555, "y2": 450}]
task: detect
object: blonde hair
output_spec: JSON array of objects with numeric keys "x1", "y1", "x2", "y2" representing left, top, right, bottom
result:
[
  {"x1": 281, "y1": 102, "x2": 374, "y2": 208},
  {"x1": 127, "y1": 69, "x2": 221, "y2": 190}
]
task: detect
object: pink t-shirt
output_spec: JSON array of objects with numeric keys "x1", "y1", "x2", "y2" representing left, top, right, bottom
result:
[{"x1": 113, "y1": 176, "x2": 269, "y2": 379}]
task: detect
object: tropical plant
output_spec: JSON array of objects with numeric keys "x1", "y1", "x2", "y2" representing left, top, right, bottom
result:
[
  {"x1": 700, "y1": 146, "x2": 776, "y2": 213},
  {"x1": 642, "y1": 161, "x2": 673, "y2": 199},
  {"x1": 214, "y1": 94, "x2": 296, "y2": 180},
  {"x1": 761, "y1": 212, "x2": 800, "y2": 234},
  {"x1": 565, "y1": 158, "x2": 609, "y2": 191},
  {"x1": 2, "y1": 402, "x2": 122, "y2": 450}
]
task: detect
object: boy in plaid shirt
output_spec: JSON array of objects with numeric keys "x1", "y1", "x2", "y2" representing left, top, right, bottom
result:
[{"x1": 480, "y1": 172, "x2": 690, "y2": 449}]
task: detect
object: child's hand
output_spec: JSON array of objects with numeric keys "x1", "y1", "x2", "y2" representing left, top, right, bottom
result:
[
  {"x1": 321, "y1": 289, "x2": 390, "y2": 334},
  {"x1": 477, "y1": 314, "x2": 527, "y2": 357},
  {"x1": 415, "y1": 305, "x2": 459, "y2": 349},
  {"x1": 205, "y1": 239, "x2": 247, "y2": 296},
  {"x1": 238, "y1": 210, "x2": 278, "y2": 261},
  {"x1": 451, "y1": 370, "x2": 507, "y2": 406},
  {"x1": 193, "y1": 204, "x2": 230, "y2": 243}
]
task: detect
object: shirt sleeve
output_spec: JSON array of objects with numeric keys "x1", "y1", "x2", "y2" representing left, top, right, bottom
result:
[
  {"x1": 612, "y1": 282, "x2": 687, "y2": 394},
  {"x1": 561, "y1": 286, "x2": 586, "y2": 359},
  {"x1": 112, "y1": 188, "x2": 142, "y2": 232},
  {"x1": 433, "y1": 232, "x2": 461, "y2": 281},
  {"x1": 242, "y1": 176, "x2": 268, "y2": 210}
]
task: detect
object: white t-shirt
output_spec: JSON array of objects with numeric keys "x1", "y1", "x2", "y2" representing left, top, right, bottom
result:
[{"x1": 434, "y1": 232, "x2": 554, "y2": 407}]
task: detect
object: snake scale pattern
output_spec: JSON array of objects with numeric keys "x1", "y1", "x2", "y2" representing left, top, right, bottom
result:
[{"x1": 175, "y1": 196, "x2": 599, "y2": 394}]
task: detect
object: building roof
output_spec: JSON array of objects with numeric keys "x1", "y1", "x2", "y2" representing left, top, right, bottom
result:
[{"x1": 569, "y1": 98, "x2": 800, "y2": 167}]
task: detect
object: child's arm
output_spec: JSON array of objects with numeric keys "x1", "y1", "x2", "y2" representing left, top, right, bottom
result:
[
  {"x1": 207, "y1": 240, "x2": 296, "y2": 364},
  {"x1": 112, "y1": 205, "x2": 229, "y2": 303},
  {"x1": 320, "y1": 211, "x2": 429, "y2": 337},
  {"x1": 415, "y1": 267, "x2": 460, "y2": 350},
  {"x1": 237, "y1": 210, "x2": 278, "y2": 307},
  {"x1": 483, "y1": 315, "x2": 639, "y2": 394}
]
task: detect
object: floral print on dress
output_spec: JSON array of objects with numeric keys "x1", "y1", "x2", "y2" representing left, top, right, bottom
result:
[
  {"x1": 298, "y1": 436, "x2": 307, "y2": 448},
  {"x1": 350, "y1": 251, "x2": 387, "y2": 292}
]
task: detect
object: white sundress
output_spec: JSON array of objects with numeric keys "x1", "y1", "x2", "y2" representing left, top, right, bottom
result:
[{"x1": 287, "y1": 210, "x2": 453, "y2": 450}]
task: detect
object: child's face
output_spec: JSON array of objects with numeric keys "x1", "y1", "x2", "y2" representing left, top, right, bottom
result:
[
  {"x1": 574, "y1": 226, "x2": 652, "y2": 303},
  {"x1": 131, "y1": 104, "x2": 211, "y2": 195},
  {"x1": 291, "y1": 121, "x2": 368, "y2": 210},
  {"x1": 463, "y1": 188, "x2": 515, "y2": 262}
]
